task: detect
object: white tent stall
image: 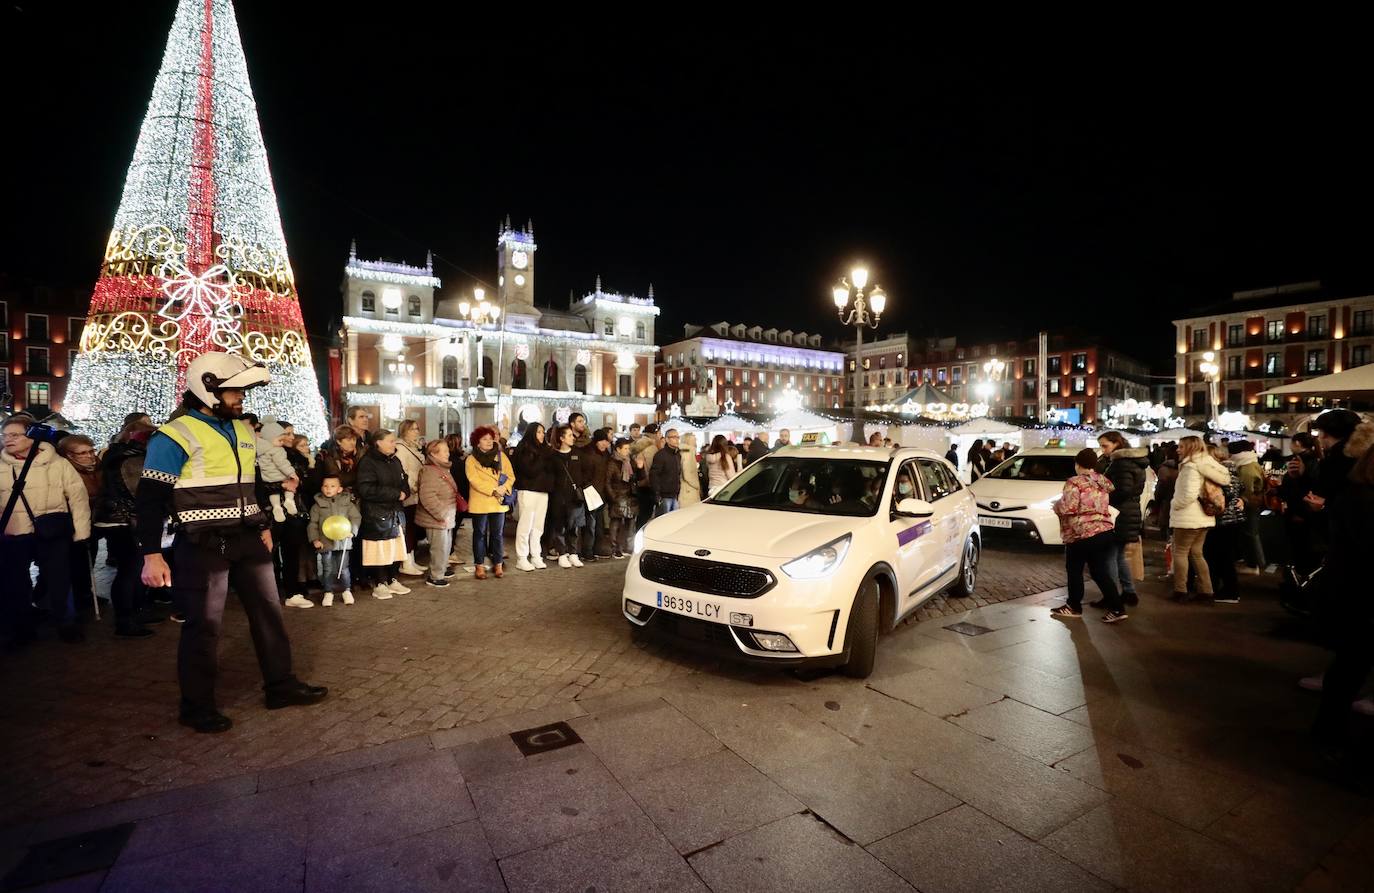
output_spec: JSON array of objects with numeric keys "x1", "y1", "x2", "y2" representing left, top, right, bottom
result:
[
  {"x1": 947, "y1": 418, "x2": 1026, "y2": 482},
  {"x1": 767, "y1": 408, "x2": 845, "y2": 446},
  {"x1": 1145, "y1": 427, "x2": 1206, "y2": 448}
]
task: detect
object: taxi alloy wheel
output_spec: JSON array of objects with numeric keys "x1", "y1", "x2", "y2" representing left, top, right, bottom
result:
[
  {"x1": 842, "y1": 577, "x2": 879, "y2": 679},
  {"x1": 954, "y1": 535, "x2": 979, "y2": 597}
]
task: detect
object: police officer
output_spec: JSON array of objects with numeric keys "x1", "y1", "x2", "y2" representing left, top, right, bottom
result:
[{"x1": 138, "y1": 353, "x2": 326, "y2": 733}]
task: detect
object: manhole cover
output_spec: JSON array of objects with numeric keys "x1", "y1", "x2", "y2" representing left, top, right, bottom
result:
[
  {"x1": 944, "y1": 622, "x2": 994, "y2": 637},
  {"x1": 510, "y1": 721, "x2": 583, "y2": 757},
  {"x1": 4, "y1": 823, "x2": 134, "y2": 890}
]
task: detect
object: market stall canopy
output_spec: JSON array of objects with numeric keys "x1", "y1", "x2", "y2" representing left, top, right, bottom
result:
[
  {"x1": 893, "y1": 382, "x2": 957, "y2": 406},
  {"x1": 768, "y1": 408, "x2": 845, "y2": 432},
  {"x1": 1149, "y1": 427, "x2": 1207, "y2": 442},
  {"x1": 1259, "y1": 364, "x2": 1374, "y2": 398}
]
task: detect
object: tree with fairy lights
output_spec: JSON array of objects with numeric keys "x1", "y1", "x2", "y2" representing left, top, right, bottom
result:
[{"x1": 65, "y1": 0, "x2": 327, "y2": 444}]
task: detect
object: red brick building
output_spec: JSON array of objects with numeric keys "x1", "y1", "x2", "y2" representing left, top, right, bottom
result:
[{"x1": 0, "y1": 278, "x2": 88, "y2": 417}]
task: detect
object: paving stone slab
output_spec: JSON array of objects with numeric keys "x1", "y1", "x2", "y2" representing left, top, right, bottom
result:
[
  {"x1": 23, "y1": 774, "x2": 259, "y2": 846},
  {"x1": 659, "y1": 691, "x2": 857, "y2": 776},
  {"x1": 626, "y1": 749, "x2": 803, "y2": 855},
  {"x1": 867, "y1": 667, "x2": 1006, "y2": 719},
  {"x1": 569, "y1": 702, "x2": 723, "y2": 781},
  {"x1": 467, "y1": 744, "x2": 644, "y2": 858},
  {"x1": 257, "y1": 733, "x2": 434, "y2": 791},
  {"x1": 950, "y1": 697, "x2": 1097, "y2": 766},
  {"x1": 868, "y1": 803, "x2": 1112, "y2": 893},
  {"x1": 101, "y1": 825, "x2": 306, "y2": 893},
  {"x1": 305, "y1": 820, "x2": 503, "y2": 892},
  {"x1": 305, "y1": 749, "x2": 475, "y2": 857},
  {"x1": 773, "y1": 748, "x2": 960, "y2": 846},
  {"x1": 1042, "y1": 800, "x2": 1286, "y2": 893},
  {"x1": 116, "y1": 784, "x2": 309, "y2": 865},
  {"x1": 688, "y1": 812, "x2": 913, "y2": 893},
  {"x1": 1055, "y1": 741, "x2": 1256, "y2": 831},
  {"x1": 500, "y1": 818, "x2": 707, "y2": 893}
]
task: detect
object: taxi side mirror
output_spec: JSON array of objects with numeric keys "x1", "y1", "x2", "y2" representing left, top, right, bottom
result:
[{"x1": 894, "y1": 497, "x2": 935, "y2": 518}]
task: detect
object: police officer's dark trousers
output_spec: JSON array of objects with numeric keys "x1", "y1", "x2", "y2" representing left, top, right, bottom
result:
[{"x1": 171, "y1": 530, "x2": 293, "y2": 711}]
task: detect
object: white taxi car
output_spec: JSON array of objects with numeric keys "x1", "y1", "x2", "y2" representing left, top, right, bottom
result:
[
  {"x1": 622, "y1": 445, "x2": 980, "y2": 678},
  {"x1": 967, "y1": 447, "x2": 1079, "y2": 545}
]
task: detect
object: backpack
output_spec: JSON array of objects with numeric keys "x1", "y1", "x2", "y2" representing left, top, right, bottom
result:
[{"x1": 1198, "y1": 478, "x2": 1226, "y2": 516}]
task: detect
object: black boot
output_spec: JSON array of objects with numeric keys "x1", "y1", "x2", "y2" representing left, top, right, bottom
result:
[
  {"x1": 179, "y1": 707, "x2": 233, "y2": 734},
  {"x1": 265, "y1": 679, "x2": 328, "y2": 710}
]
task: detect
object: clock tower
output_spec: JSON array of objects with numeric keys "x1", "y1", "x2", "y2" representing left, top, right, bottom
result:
[{"x1": 497, "y1": 216, "x2": 538, "y2": 317}]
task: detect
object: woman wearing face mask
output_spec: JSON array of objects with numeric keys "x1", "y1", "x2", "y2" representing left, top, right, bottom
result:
[{"x1": 895, "y1": 470, "x2": 917, "y2": 501}]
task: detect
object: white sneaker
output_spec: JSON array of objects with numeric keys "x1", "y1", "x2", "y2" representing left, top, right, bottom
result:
[
  {"x1": 448, "y1": 554, "x2": 461, "y2": 566},
  {"x1": 558, "y1": 554, "x2": 573, "y2": 568},
  {"x1": 340, "y1": 590, "x2": 355, "y2": 605},
  {"x1": 532, "y1": 558, "x2": 548, "y2": 569},
  {"x1": 284, "y1": 594, "x2": 313, "y2": 609},
  {"x1": 569, "y1": 555, "x2": 584, "y2": 568},
  {"x1": 388, "y1": 579, "x2": 412, "y2": 594},
  {"x1": 399, "y1": 561, "x2": 426, "y2": 576},
  {"x1": 516, "y1": 557, "x2": 536, "y2": 572},
  {"x1": 272, "y1": 504, "x2": 286, "y2": 523},
  {"x1": 1352, "y1": 697, "x2": 1374, "y2": 717},
  {"x1": 1299, "y1": 675, "x2": 1324, "y2": 692},
  {"x1": 371, "y1": 583, "x2": 394, "y2": 599},
  {"x1": 321, "y1": 592, "x2": 334, "y2": 607}
]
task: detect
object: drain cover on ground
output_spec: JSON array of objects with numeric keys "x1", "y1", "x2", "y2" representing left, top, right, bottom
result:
[
  {"x1": 510, "y1": 721, "x2": 583, "y2": 757},
  {"x1": 3, "y1": 823, "x2": 134, "y2": 891},
  {"x1": 944, "y1": 622, "x2": 994, "y2": 637}
]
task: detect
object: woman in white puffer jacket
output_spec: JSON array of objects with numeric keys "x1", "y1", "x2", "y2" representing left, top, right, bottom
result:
[{"x1": 1168, "y1": 435, "x2": 1233, "y2": 603}]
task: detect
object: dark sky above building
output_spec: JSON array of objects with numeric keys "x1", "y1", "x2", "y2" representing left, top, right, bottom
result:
[{"x1": 5, "y1": 5, "x2": 1370, "y2": 372}]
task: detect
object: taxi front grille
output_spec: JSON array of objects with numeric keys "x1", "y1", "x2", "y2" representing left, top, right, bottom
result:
[{"x1": 639, "y1": 551, "x2": 776, "y2": 598}]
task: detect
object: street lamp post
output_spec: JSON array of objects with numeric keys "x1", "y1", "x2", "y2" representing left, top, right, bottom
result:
[
  {"x1": 457, "y1": 288, "x2": 501, "y2": 392},
  {"x1": 1199, "y1": 351, "x2": 1221, "y2": 430},
  {"x1": 832, "y1": 264, "x2": 887, "y2": 444},
  {"x1": 979, "y1": 357, "x2": 1005, "y2": 412}
]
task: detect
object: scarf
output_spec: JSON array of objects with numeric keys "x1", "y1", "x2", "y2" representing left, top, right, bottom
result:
[
  {"x1": 473, "y1": 444, "x2": 502, "y2": 472},
  {"x1": 619, "y1": 455, "x2": 632, "y2": 482}
]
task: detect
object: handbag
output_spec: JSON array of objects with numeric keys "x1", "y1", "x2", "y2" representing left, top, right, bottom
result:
[
  {"x1": 13, "y1": 469, "x2": 75, "y2": 540},
  {"x1": 583, "y1": 486, "x2": 604, "y2": 512},
  {"x1": 1124, "y1": 538, "x2": 1145, "y2": 582},
  {"x1": 497, "y1": 472, "x2": 517, "y2": 508}
]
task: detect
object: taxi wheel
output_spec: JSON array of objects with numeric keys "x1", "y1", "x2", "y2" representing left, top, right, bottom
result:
[
  {"x1": 842, "y1": 578, "x2": 879, "y2": 679},
  {"x1": 952, "y1": 535, "x2": 979, "y2": 598}
]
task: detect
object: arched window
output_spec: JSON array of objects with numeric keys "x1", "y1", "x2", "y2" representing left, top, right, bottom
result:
[
  {"x1": 542, "y1": 357, "x2": 560, "y2": 390},
  {"x1": 442, "y1": 355, "x2": 459, "y2": 389},
  {"x1": 408, "y1": 295, "x2": 421, "y2": 316},
  {"x1": 511, "y1": 358, "x2": 528, "y2": 389},
  {"x1": 361, "y1": 290, "x2": 376, "y2": 312},
  {"x1": 481, "y1": 356, "x2": 494, "y2": 386},
  {"x1": 574, "y1": 364, "x2": 587, "y2": 394}
]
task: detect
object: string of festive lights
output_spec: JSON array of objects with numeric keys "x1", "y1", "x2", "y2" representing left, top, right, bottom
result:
[{"x1": 65, "y1": 0, "x2": 327, "y2": 444}]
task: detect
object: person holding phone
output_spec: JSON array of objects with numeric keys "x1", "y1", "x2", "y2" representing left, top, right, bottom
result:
[{"x1": 465, "y1": 426, "x2": 515, "y2": 579}]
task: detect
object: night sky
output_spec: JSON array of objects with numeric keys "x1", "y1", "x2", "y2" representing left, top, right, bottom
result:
[{"x1": 6, "y1": 5, "x2": 1371, "y2": 373}]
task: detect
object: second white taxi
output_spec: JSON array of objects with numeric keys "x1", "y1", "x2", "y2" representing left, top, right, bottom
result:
[{"x1": 622, "y1": 444, "x2": 980, "y2": 678}]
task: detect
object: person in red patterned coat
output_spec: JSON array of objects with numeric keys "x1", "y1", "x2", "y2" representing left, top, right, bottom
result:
[{"x1": 1050, "y1": 448, "x2": 1126, "y2": 623}]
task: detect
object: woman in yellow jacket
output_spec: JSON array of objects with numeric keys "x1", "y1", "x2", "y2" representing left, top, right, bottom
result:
[{"x1": 465, "y1": 426, "x2": 515, "y2": 579}]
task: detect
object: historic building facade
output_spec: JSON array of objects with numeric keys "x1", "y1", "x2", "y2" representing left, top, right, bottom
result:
[
  {"x1": 336, "y1": 221, "x2": 658, "y2": 440},
  {"x1": 1173, "y1": 282, "x2": 1374, "y2": 423},
  {"x1": 655, "y1": 322, "x2": 846, "y2": 415},
  {"x1": 0, "y1": 277, "x2": 89, "y2": 418}
]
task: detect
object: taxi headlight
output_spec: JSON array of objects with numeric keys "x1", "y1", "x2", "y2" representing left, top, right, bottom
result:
[
  {"x1": 632, "y1": 528, "x2": 646, "y2": 556},
  {"x1": 781, "y1": 534, "x2": 852, "y2": 580}
]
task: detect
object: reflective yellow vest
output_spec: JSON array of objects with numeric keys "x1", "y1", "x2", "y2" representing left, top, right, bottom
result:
[{"x1": 155, "y1": 414, "x2": 261, "y2": 533}]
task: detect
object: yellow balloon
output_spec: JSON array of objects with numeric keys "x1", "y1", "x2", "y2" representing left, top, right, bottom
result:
[{"x1": 321, "y1": 514, "x2": 353, "y2": 541}]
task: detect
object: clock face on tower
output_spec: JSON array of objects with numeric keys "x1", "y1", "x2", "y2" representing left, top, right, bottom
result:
[{"x1": 511, "y1": 250, "x2": 529, "y2": 270}]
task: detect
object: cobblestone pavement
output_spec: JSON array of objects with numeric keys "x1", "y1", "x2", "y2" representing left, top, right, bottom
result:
[
  {"x1": 0, "y1": 533, "x2": 1069, "y2": 826},
  {"x1": 3, "y1": 542, "x2": 1370, "y2": 892}
]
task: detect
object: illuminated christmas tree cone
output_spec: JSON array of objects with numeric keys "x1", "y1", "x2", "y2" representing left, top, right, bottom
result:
[{"x1": 66, "y1": 0, "x2": 327, "y2": 443}]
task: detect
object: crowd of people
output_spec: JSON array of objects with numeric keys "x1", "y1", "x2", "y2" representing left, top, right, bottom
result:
[
  {"x1": 1043, "y1": 408, "x2": 1373, "y2": 762},
  {"x1": 0, "y1": 401, "x2": 804, "y2": 647}
]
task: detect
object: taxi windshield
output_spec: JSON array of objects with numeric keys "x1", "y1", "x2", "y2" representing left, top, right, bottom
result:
[
  {"x1": 709, "y1": 456, "x2": 891, "y2": 516},
  {"x1": 984, "y1": 454, "x2": 1079, "y2": 481}
]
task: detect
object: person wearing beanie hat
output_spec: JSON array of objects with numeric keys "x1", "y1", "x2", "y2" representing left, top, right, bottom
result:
[
  {"x1": 1227, "y1": 440, "x2": 1267, "y2": 574},
  {"x1": 1306, "y1": 410, "x2": 1362, "y2": 518}
]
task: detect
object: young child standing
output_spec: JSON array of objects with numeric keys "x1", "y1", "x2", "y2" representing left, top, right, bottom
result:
[
  {"x1": 308, "y1": 474, "x2": 362, "y2": 606},
  {"x1": 416, "y1": 439, "x2": 467, "y2": 586},
  {"x1": 257, "y1": 419, "x2": 301, "y2": 522}
]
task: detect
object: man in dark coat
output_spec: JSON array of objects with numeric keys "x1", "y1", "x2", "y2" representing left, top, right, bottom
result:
[
  {"x1": 650, "y1": 429, "x2": 684, "y2": 516},
  {"x1": 1097, "y1": 433, "x2": 1149, "y2": 606},
  {"x1": 747, "y1": 432, "x2": 771, "y2": 465}
]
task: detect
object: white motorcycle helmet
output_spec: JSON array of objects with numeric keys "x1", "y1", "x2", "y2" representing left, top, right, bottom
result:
[{"x1": 187, "y1": 352, "x2": 270, "y2": 410}]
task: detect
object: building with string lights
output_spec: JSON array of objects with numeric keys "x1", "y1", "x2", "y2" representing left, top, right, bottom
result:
[
  {"x1": 336, "y1": 221, "x2": 659, "y2": 440},
  {"x1": 655, "y1": 323, "x2": 847, "y2": 416}
]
